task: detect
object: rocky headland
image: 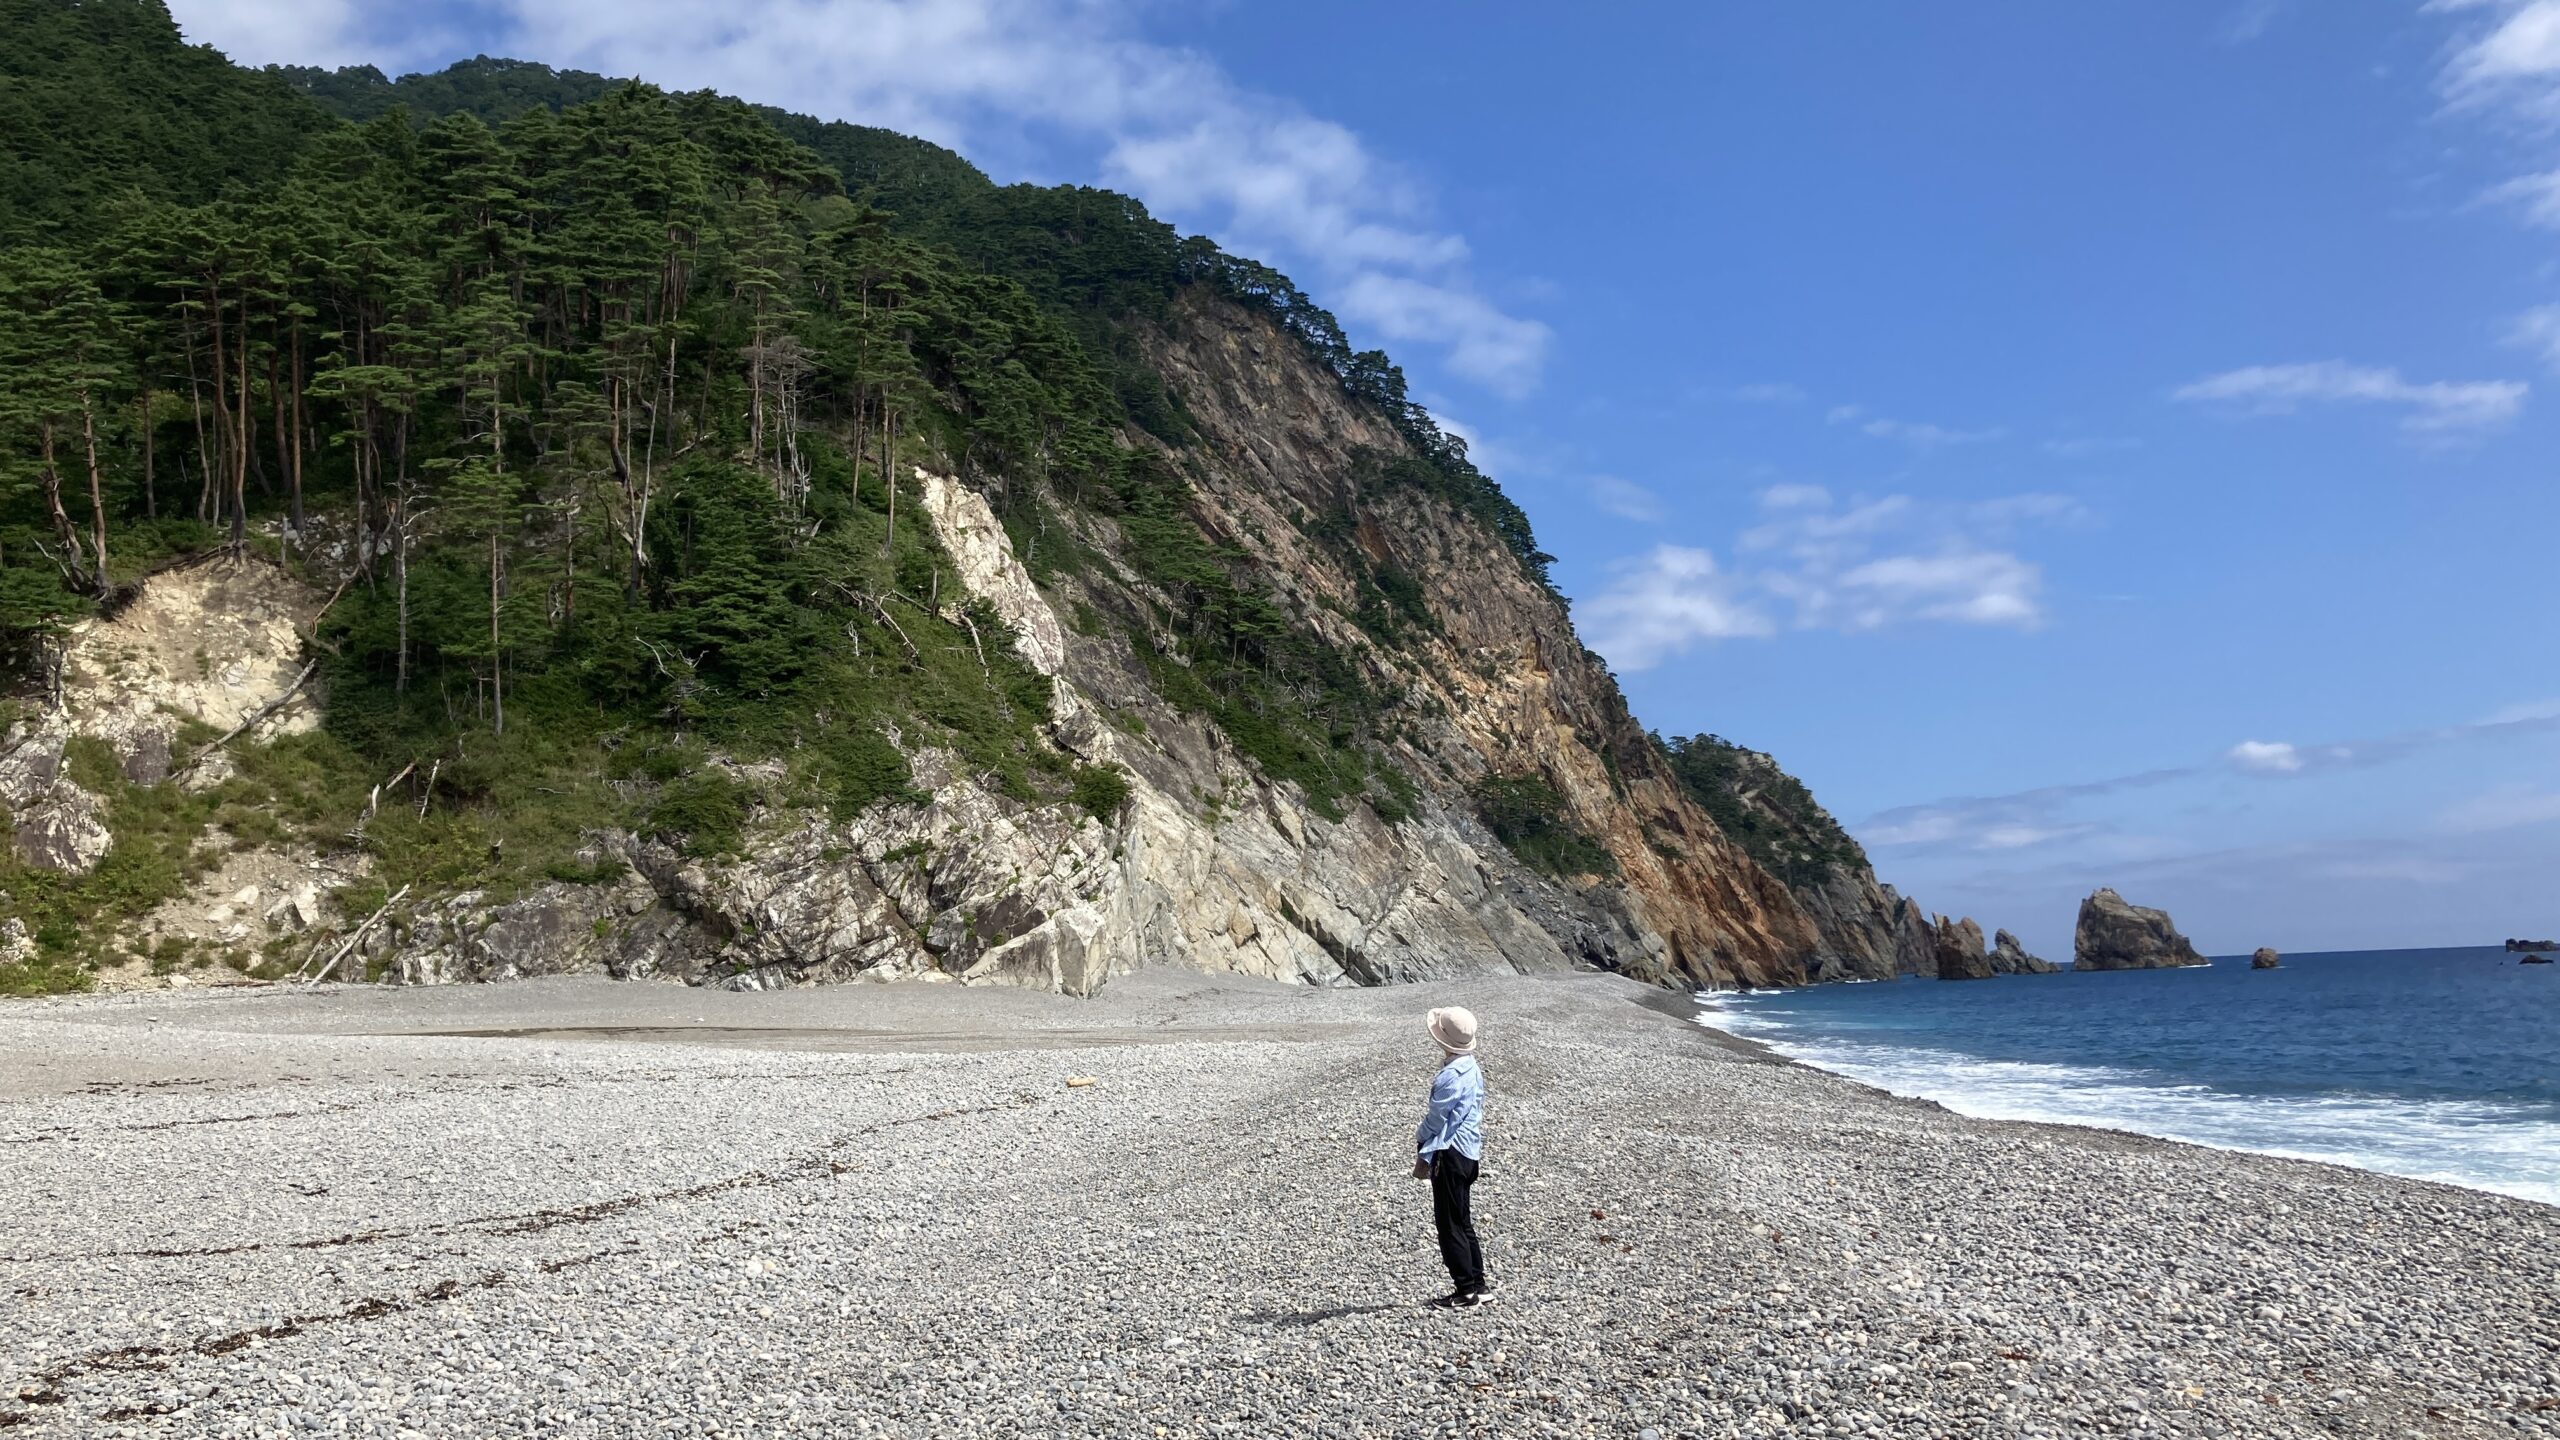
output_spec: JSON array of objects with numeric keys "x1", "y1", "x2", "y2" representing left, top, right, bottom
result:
[
  {"x1": 2074, "y1": 888, "x2": 2211, "y2": 971},
  {"x1": 0, "y1": 969, "x2": 2550, "y2": 1439}
]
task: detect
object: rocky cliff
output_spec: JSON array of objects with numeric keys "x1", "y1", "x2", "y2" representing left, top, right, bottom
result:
[
  {"x1": 1654, "y1": 735, "x2": 1932, "y2": 983},
  {"x1": 5, "y1": 295, "x2": 1944, "y2": 996},
  {"x1": 2073, "y1": 888, "x2": 2209, "y2": 971}
]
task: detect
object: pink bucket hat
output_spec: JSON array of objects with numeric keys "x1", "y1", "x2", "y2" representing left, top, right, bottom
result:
[{"x1": 1427, "y1": 1006, "x2": 1478, "y2": 1055}]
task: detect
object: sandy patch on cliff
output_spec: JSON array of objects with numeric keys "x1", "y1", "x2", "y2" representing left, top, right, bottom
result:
[{"x1": 61, "y1": 556, "x2": 322, "y2": 743}]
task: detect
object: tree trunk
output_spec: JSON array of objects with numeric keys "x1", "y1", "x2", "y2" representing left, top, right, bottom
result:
[
  {"x1": 394, "y1": 483, "x2": 410, "y2": 696},
  {"x1": 267, "y1": 343, "x2": 288, "y2": 513},
  {"x1": 138, "y1": 387, "x2": 157, "y2": 521},
  {"x1": 36, "y1": 419, "x2": 91, "y2": 592},
  {"x1": 79, "y1": 387, "x2": 109, "y2": 587},
  {"x1": 488, "y1": 530, "x2": 504, "y2": 736},
  {"x1": 287, "y1": 316, "x2": 305, "y2": 539},
  {"x1": 230, "y1": 301, "x2": 249, "y2": 549},
  {"x1": 189, "y1": 317, "x2": 213, "y2": 523},
  {"x1": 882, "y1": 404, "x2": 896, "y2": 555}
]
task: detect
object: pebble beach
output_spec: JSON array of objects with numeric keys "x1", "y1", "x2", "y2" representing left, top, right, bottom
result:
[{"x1": 1, "y1": 969, "x2": 2553, "y2": 1439}]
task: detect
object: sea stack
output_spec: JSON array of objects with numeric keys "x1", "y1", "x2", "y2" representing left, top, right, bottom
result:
[
  {"x1": 1934, "y1": 916, "x2": 1995, "y2": 980},
  {"x1": 2251, "y1": 947, "x2": 2281, "y2": 969},
  {"x1": 2073, "y1": 888, "x2": 2210, "y2": 971},
  {"x1": 1990, "y1": 929, "x2": 2059, "y2": 974}
]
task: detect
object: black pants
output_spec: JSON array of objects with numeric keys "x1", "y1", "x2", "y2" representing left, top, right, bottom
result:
[{"x1": 1430, "y1": 1149, "x2": 1485, "y2": 1295}]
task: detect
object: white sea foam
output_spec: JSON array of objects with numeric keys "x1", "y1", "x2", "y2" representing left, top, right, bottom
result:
[{"x1": 1690, "y1": 996, "x2": 2560, "y2": 1207}]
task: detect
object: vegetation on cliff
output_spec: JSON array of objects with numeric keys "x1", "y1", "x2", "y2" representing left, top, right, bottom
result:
[
  {"x1": 1656, "y1": 733, "x2": 1867, "y2": 890},
  {"x1": 0, "y1": 1, "x2": 1549, "y2": 991},
  {"x1": 1, "y1": 2, "x2": 1886, "y2": 998}
]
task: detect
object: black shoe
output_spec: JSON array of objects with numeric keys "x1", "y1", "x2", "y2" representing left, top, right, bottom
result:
[
  {"x1": 1425, "y1": 1291, "x2": 1467, "y2": 1309},
  {"x1": 1455, "y1": 1289, "x2": 1492, "y2": 1308}
]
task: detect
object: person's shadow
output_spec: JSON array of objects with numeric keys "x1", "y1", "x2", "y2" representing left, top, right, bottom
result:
[{"x1": 1236, "y1": 1302, "x2": 1406, "y2": 1328}]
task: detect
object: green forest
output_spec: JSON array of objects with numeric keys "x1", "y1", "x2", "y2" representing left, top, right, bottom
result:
[
  {"x1": 0, "y1": 0, "x2": 1563, "y2": 992},
  {"x1": 1657, "y1": 733, "x2": 1868, "y2": 890}
]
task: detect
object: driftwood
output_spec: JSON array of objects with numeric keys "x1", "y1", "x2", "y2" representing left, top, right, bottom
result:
[
  {"x1": 294, "y1": 883, "x2": 410, "y2": 984},
  {"x1": 177, "y1": 659, "x2": 317, "y2": 775},
  {"x1": 949, "y1": 604, "x2": 988, "y2": 674},
  {"x1": 353, "y1": 760, "x2": 416, "y2": 836},
  {"x1": 832, "y1": 583, "x2": 920, "y2": 662},
  {"x1": 304, "y1": 563, "x2": 359, "y2": 649}
]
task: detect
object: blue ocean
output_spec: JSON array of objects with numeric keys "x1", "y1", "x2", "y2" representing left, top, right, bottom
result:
[{"x1": 1694, "y1": 946, "x2": 2560, "y2": 1205}]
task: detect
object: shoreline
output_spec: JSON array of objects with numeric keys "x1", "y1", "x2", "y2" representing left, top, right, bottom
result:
[
  {"x1": 4, "y1": 968, "x2": 2554, "y2": 1437},
  {"x1": 1687, "y1": 983, "x2": 2560, "y2": 1211}
]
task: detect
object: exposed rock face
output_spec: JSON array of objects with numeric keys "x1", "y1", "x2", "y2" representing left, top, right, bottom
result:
[
  {"x1": 2251, "y1": 947, "x2": 2281, "y2": 970},
  {"x1": 1933, "y1": 916, "x2": 1994, "y2": 981},
  {"x1": 1989, "y1": 929, "x2": 2057, "y2": 975},
  {"x1": 1109, "y1": 296, "x2": 1834, "y2": 989},
  {"x1": 0, "y1": 556, "x2": 324, "y2": 882},
  {"x1": 61, "y1": 555, "x2": 322, "y2": 788},
  {"x1": 1885, "y1": 886, "x2": 1937, "y2": 977},
  {"x1": 393, "y1": 301, "x2": 1875, "y2": 993},
  {"x1": 1782, "y1": 861, "x2": 1939, "y2": 983},
  {"x1": 20, "y1": 300, "x2": 1940, "y2": 996},
  {"x1": 2073, "y1": 888, "x2": 2209, "y2": 971},
  {"x1": 0, "y1": 718, "x2": 113, "y2": 875}
]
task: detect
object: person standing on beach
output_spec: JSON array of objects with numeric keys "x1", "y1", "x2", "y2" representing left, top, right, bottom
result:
[{"x1": 1413, "y1": 1006, "x2": 1488, "y2": 1307}]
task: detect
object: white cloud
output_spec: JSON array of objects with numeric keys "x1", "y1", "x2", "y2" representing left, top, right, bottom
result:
[
  {"x1": 1585, "y1": 487, "x2": 2065, "y2": 670},
  {"x1": 1332, "y1": 273, "x2": 1551, "y2": 397},
  {"x1": 2436, "y1": 0, "x2": 2560, "y2": 116},
  {"x1": 1742, "y1": 489, "x2": 2049, "y2": 632},
  {"x1": 2483, "y1": 169, "x2": 2560, "y2": 227},
  {"x1": 1966, "y1": 492, "x2": 2091, "y2": 528},
  {"x1": 1862, "y1": 801, "x2": 2104, "y2": 854},
  {"x1": 1977, "y1": 823, "x2": 2069, "y2": 850},
  {"x1": 2041, "y1": 435, "x2": 2144, "y2": 458},
  {"x1": 1856, "y1": 417, "x2": 2007, "y2": 447},
  {"x1": 1579, "y1": 546, "x2": 1774, "y2": 671},
  {"x1": 165, "y1": 0, "x2": 1548, "y2": 394},
  {"x1": 1731, "y1": 383, "x2": 1808, "y2": 405},
  {"x1": 2484, "y1": 695, "x2": 2560, "y2": 724},
  {"x1": 1823, "y1": 403, "x2": 2004, "y2": 448},
  {"x1": 2439, "y1": 784, "x2": 2560, "y2": 832},
  {"x1": 2509, "y1": 304, "x2": 2560, "y2": 371},
  {"x1": 1827, "y1": 549, "x2": 2042, "y2": 628},
  {"x1": 2218, "y1": 0, "x2": 2290, "y2": 44},
  {"x1": 2171, "y1": 360, "x2": 2527, "y2": 433},
  {"x1": 1585, "y1": 475, "x2": 1665, "y2": 524},
  {"x1": 2432, "y1": 0, "x2": 2560, "y2": 241},
  {"x1": 2227, "y1": 739, "x2": 2306, "y2": 773},
  {"x1": 1755, "y1": 483, "x2": 1832, "y2": 510}
]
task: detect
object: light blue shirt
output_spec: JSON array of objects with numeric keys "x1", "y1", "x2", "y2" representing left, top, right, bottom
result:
[{"x1": 1414, "y1": 1055, "x2": 1484, "y2": 1162}]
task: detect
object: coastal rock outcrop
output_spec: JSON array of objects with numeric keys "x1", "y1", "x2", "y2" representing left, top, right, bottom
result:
[
  {"x1": 1934, "y1": 916, "x2": 1994, "y2": 981},
  {"x1": 2073, "y1": 888, "x2": 2209, "y2": 971},
  {"x1": 1990, "y1": 929, "x2": 2058, "y2": 974},
  {"x1": 2251, "y1": 947, "x2": 2281, "y2": 969}
]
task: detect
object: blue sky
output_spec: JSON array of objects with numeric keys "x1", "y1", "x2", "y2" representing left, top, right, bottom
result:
[{"x1": 177, "y1": 0, "x2": 2560, "y2": 957}]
